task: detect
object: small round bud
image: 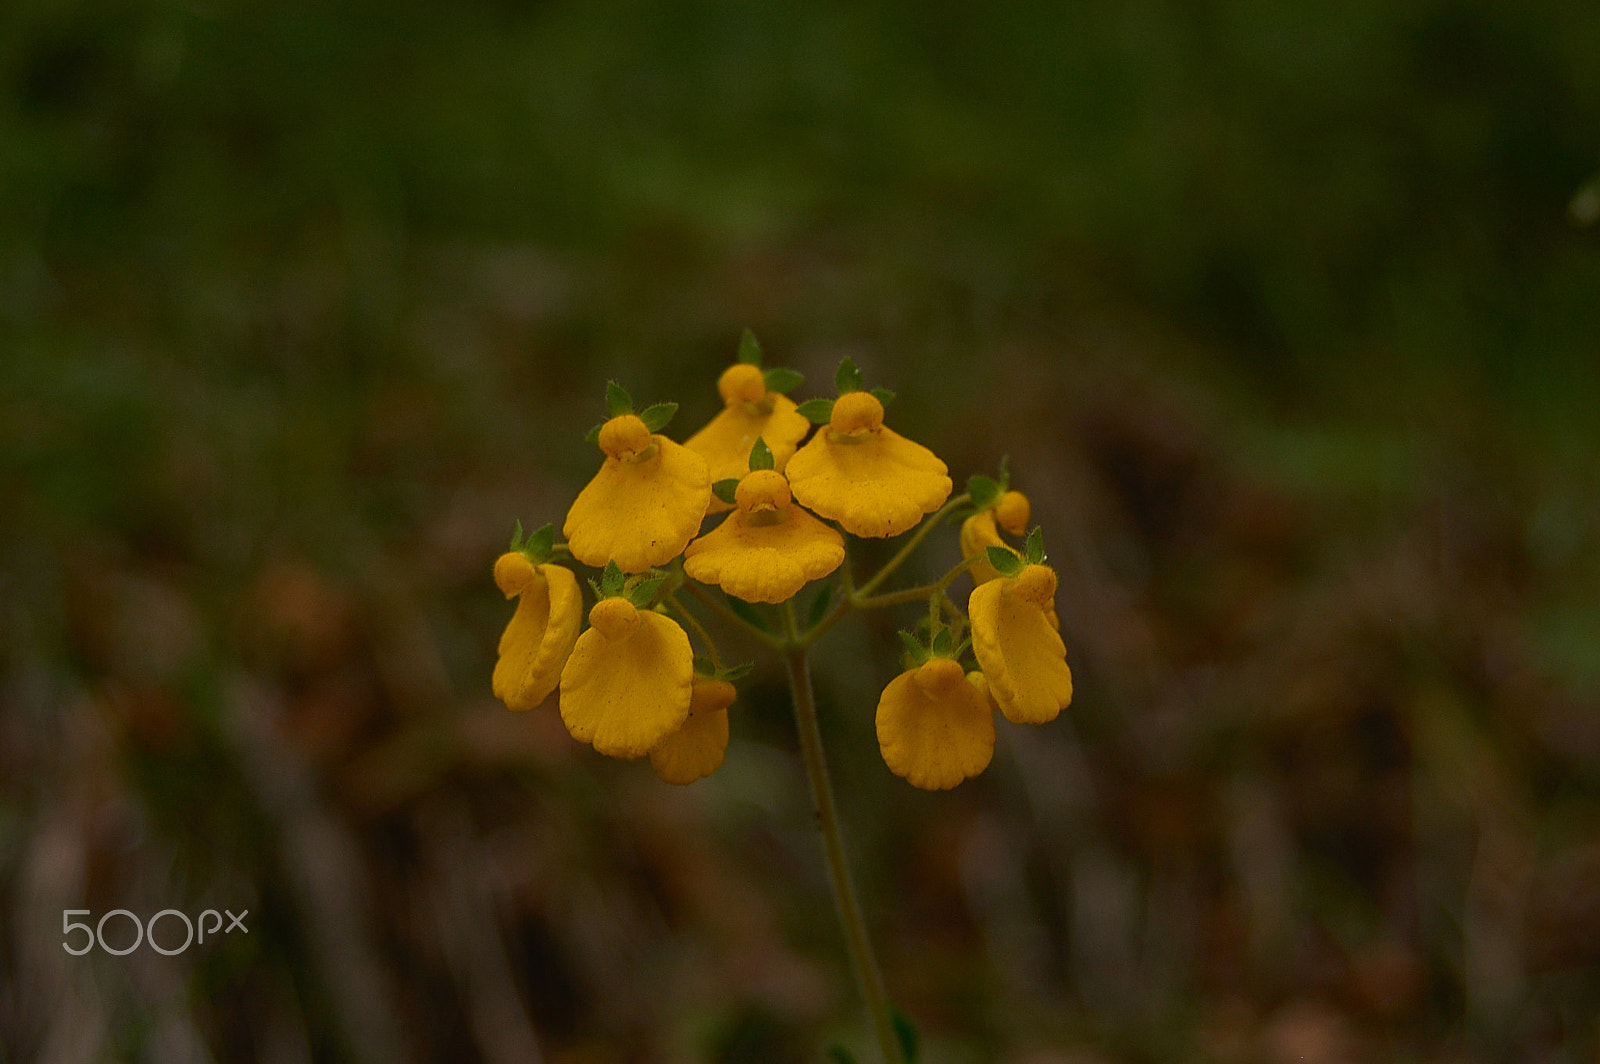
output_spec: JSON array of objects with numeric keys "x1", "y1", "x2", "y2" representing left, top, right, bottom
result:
[
  {"x1": 597, "y1": 415, "x2": 652, "y2": 459},
  {"x1": 829, "y1": 391, "x2": 885, "y2": 436},
  {"x1": 995, "y1": 491, "x2": 1031, "y2": 535},
  {"x1": 589, "y1": 596, "x2": 641, "y2": 642},
  {"x1": 494, "y1": 552, "x2": 538, "y2": 597},
  {"x1": 913, "y1": 657, "x2": 967, "y2": 695},
  {"x1": 1010, "y1": 564, "x2": 1057, "y2": 610},
  {"x1": 717, "y1": 363, "x2": 767, "y2": 405},
  {"x1": 735, "y1": 469, "x2": 792, "y2": 513}
]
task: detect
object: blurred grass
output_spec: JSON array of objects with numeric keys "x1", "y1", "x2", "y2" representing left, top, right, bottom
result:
[{"x1": 3, "y1": 0, "x2": 1600, "y2": 1061}]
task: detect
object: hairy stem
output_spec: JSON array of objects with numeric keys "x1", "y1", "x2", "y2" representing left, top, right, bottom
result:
[{"x1": 781, "y1": 606, "x2": 903, "y2": 1064}]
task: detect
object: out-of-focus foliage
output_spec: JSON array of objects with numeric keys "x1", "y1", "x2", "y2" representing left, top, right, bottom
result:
[{"x1": 3, "y1": 0, "x2": 1599, "y2": 1061}]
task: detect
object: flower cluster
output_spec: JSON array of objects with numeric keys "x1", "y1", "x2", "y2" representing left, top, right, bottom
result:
[{"x1": 492, "y1": 334, "x2": 1072, "y2": 788}]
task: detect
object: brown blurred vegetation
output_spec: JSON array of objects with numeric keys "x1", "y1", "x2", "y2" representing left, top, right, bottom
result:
[{"x1": 3, "y1": 1, "x2": 1599, "y2": 1062}]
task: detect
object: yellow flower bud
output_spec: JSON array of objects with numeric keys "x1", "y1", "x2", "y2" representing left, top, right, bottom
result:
[
  {"x1": 588, "y1": 596, "x2": 641, "y2": 642},
  {"x1": 828, "y1": 391, "x2": 885, "y2": 437},
  {"x1": 994, "y1": 490, "x2": 1030, "y2": 535},
  {"x1": 717, "y1": 363, "x2": 768, "y2": 405}
]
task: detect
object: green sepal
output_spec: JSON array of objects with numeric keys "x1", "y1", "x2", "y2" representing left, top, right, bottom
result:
[
  {"x1": 835, "y1": 357, "x2": 865, "y2": 395},
  {"x1": 583, "y1": 422, "x2": 604, "y2": 445},
  {"x1": 1024, "y1": 526, "x2": 1046, "y2": 564},
  {"x1": 711, "y1": 478, "x2": 740, "y2": 505},
  {"x1": 599, "y1": 560, "x2": 626, "y2": 597},
  {"x1": 726, "y1": 594, "x2": 772, "y2": 634},
  {"x1": 692, "y1": 655, "x2": 718, "y2": 677},
  {"x1": 639, "y1": 402, "x2": 677, "y2": 432},
  {"x1": 891, "y1": 1006, "x2": 921, "y2": 1064},
  {"x1": 517, "y1": 522, "x2": 555, "y2": 564},
  {"x1": 899, "y1": 630, "x2": 929, "y2": 667},
  {"x1": 761, "y1": 366, "x2": 803, "y2": 394},
  {"x1": 804, "y1": 582, "x2": 835, "y2": 630},
  {"x1": 869, "y1": 386, "x2": 896, "y2": 406},
  {"x1": 748, "y1": 437, "x2": 775, "y2": 471},
  {"x1": 996, "y1": 454, "x2": 1011, "y2": 489},
  {"x1": 717, "y1": 661, "x2": 753, "y2": 682},
  {"x1": 625, "y1": 574, "x2": 667, "y2": 609},
  {"x1": 966, "y1": 474, "x2": 1001, "y2": 511},
  {"x1": 604, "y1": 380, "x2": 634, "y2": 418},
  {"x1": 986, "y1": 545, "x2": 1026, "y2": 578},
  {"x1": 737, "y1": 328, "x2": 763, "y2": 366},
  {"x1": 930, "y1": 626, "x2": 954, "y2": 658},
  {"x1": 826, "y1": 1047, "x2": 859, "y2": 1064},
  {"x1": 508, "y1": 519, "x2": 525, "y2": 552},
  {"x1": 796, "y1": 398, "x2": 835, "y2": 424}
]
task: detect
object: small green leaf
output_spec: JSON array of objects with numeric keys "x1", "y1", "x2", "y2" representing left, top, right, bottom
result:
[
  {"x1": 509, "y1": 519, "x2": 525, "y2": 551},
  {"x1": 586, "y1": 577, "x2": 603, "y2": 599},
  {"x1": 796, "y1": 398, "x2": 835, "y2": 424},
  {"x1": 583, "y1": 421, "x2": 604, "y2": 445},
  {"x1": 523, "y1": 523, "x2": 555, "y2": 563},
  {"x1": 805, "y1": 582, "x2": 835, "y2": 629},
  {"x1": 825, "y1": 1047, "x2": 860, "y2": 1064},
  {"x1": 726, "y1": 595, "x2": 772, "y2": 633},
  {"x1": 986, "y1": 545, "x2": 1026, "y2": 577},
  {"x1": 931, "y1": 626, "x2": 954, "y2": 658},
  {"x1": 737, "y1": 328, "x2": 763, "y2": 366},
  {"x1": 625, "y1": 575, "x2": 666, "y2": 608},
  {"x1": 712, "y1": 478, "x2": 740, "y2": 505},
  {"x1": 748, "y1": 437, "x2": 775, "y2": 471},
  {"x1": 604, "y1": 380, "x2": 633, "y2": 418},
  {"x1": 693, "y1": 655, "x2": 718, "y2": 677},
  {"x1": 718, "y1": 661, "x2": 753, "y2": 682},
  {"x1": 891, "y1": 1007, "x2": 921, "y2": 1064},
  {"x1": 835, "y1": 357, "x2": 865, "y2": 395},
  {"x1": 1025, "y1": 526, "x2": 1046, "y2": 564},
  {"x1": 761, "y1": 366, "x2": 804, "y2": 394},
  {"x1": 899, "y1": 630, "x2": 927, "y2": 666},
  {"x1": 996, "y1": 454, "x2": 1011, "y2": 490},
  {"x1": 966, "y1": 474, "x2": 1001, "y2": 511},
  {"x1": 869, "y1": 386, "x2": 896, "y2": 406},
  {"x1": 639, "y1": 402, "x2": 677, "y2": 432},
  {"x1": 600, "y1": 560, "x2": 626, "y2": 597}
]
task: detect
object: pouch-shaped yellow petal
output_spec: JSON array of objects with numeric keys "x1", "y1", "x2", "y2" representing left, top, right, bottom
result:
[
  {"x1": 685, "y1": 366, "x2": 812, "y2": 500},
  {"x1": 786, "y1": 394, "x2": 951, "y2": 538},
  {"x1": 649, "y1": 678, "x2": 735, "y2": 785},
  {"x1": 564, "y1": 418, "x2": 712, "y2": 573},
  {"x1": 960, "y1": 510, "x2": 1013, "y2": 585},
  {"x1": 492, "y1": 559, "x2": 582, "y2": 711},
  {"x1": 969, "y1": 566, "x2": 1073, "y2": 725},
  {"x1": 559, "y1": 607, "x2": 693, "y2": 758},
  {"x1": 876, "y1": 658, "x2": 996, "y2": 790},
  {"x1": 682, "y1": 471, "x2": 845, "y2": 603}
]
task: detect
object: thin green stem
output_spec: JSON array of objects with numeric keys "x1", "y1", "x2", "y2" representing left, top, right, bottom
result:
[
  {"x1": 780, "y1": 604, "x2": 903, "y2": 1064},
  {"x1": 680, "y1": 580, "x2": 784, "y2": 652},
  {"x1": 663, "y1": 592, "x2": 723, "y2": 668},
  {"x1": 853, "y1": 493, "x2": 970, "y2": 600}
]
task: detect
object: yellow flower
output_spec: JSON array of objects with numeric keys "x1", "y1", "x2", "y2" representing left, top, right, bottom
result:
[
  {"x1": 960, "y1": 490, "x2": 1031, "y2": 584},
  {"x1": 649, "y1": 677, "x2": 736, "y2": 785},
  {"x1": 564, "y1": 414, "x2": 711, "y2": 573},
  {"x1": 559, "y1": 596, "x2": 694, "y2": 758},
  {"x1": 685, "y1": 364, "x2": 812, "y2": 509},
  {"x1": 785, "y1": 391, "x2": 951, "y2": 538},
  {"x1": 875, "y1": 657, "x2": 996, "y2": 790},
  {"x1": 492, "y1": 552, "x2": 582, "y2": 711},
  {"x1": 968, "y1": 564, "x2": 1073, "y2": 725},
  {"x1": 682, "y1": 469, "x2": 845, "y2": 603}
]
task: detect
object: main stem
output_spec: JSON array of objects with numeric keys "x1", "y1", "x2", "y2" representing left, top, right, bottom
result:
[{"x1": 783, "y1": 646, "x2": 904, "y2": 1064}]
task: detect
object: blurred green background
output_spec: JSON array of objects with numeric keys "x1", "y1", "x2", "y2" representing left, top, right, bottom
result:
[{"x1": 3, "y1": 0, "x2": 1599, "y2": 1061}]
